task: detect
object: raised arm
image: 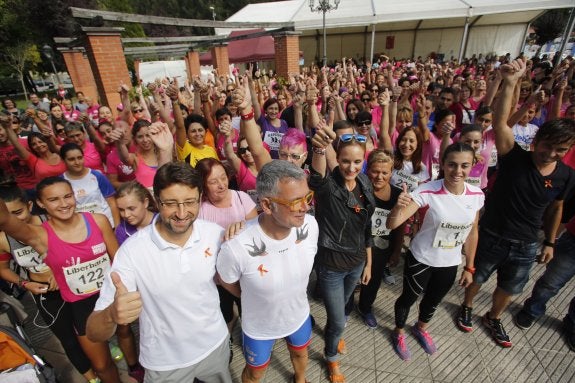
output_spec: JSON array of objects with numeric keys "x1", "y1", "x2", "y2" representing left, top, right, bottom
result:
[
  {"x1": 493, "y1": 59, "x2": 527, "y2": 156},
  {"x1": 148, "y1": 121, "x2": 175, "y2": 167},
  {"x1": 0, "y1": 195, "x2": 46, "y2": 254},
  {"x1": 3, "y1": 117, "x2": 30, "y2": 160},
  {"x1": 310, "y1": 120, "x2": 336, "y2": 178},
  {"x1": 233, "y1": 76, "x2": 272, "y2": 170},
  {"x1": 377, "y1": 89, "x2": 393, "y2": 152}
]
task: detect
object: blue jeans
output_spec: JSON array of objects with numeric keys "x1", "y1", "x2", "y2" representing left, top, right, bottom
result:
[
  {"x1": 319, "y1": 262, "x2": 365, "y2": 361},
  {"x1": 522, "y1": 231, "x2": 575, "y2": 323}
]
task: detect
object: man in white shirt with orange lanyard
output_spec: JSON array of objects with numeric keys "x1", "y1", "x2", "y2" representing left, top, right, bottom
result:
[
  {"x1": 217, "y1": 160, "x2": 319, "y2": 383},
  {"x1": 87, "y1": 162, "x2": 232, "y2": 383}
]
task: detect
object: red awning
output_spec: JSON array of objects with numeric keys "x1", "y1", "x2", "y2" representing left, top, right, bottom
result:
[{"x1": 200, "y1": 29, "x2": 275, "y2": 65}]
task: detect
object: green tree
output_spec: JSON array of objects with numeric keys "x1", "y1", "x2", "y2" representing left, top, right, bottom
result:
[
  {"x1": 531, "y1": 9, "x2": 571, "y2": 57},
  {"x1": 3, "y1": 44, "x2": 41, "y2": 100}
]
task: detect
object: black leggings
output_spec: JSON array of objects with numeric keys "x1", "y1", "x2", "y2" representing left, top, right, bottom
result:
[
  {"x1": 358, "y1": 247, "x2": 391, "y2": 313},
  {"x1": 217, "y1": 285, "x2": 241, "y2": 323},
  {"x1": 31, "y1": 290, "x2": 92, "y2": 374},
  {"x1": 394, "y1": 251, "x2": 457, "y2": 329}
]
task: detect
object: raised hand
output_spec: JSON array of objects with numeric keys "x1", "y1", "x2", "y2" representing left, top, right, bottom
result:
[{"x1": 148, "y1": 122, "x2": 173, "y2": 151}]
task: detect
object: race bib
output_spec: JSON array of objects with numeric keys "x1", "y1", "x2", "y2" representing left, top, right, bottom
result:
[
  {"x1": 432, "y1": 222, "x2": 472, "y2": 249},
  {"x1": 63, "y1": 254, "x2": 111, "y2": 295},
  {"x1": 13, "y1": 246, "x2": 47, "y2": 273},
  {"x1": 393, "y1": 171, "x2": 419, "y2": 192},
  {"x1": 76, "y1": 202, "x2": 98, "y2": 214},
  {"x1": 263, "y1": 131, "x2": 283, "y2": 151},
  {"x1": 466, "y1": 176, "x2": 481, "y2": 187},
  {"x1": 371, "y1": 207, "x2": 391, "y2": 238},
  {"x1": 489, "y1": 147, "x2": 498, "y2": 167},
  {"x1": 431, "y1": 163, "x2": 440, "y2": 180}
]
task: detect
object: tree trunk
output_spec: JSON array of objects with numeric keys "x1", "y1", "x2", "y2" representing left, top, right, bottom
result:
[{"x1": 18, "y1": 71, "x2": 28, "y2": 101}]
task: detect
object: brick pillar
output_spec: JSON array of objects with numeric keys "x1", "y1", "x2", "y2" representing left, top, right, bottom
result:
[
  {"x1": 210, "y1": 45, "x2": 229, "y2": 76},
  {"x1": 274, "y1": 32, "x2": 301, "y2": 78},
  {"x1": 82, "y1": 27, "x2": 131, "y2": 109},
  {"x1": 59, "y1": 48, "x2": 99, "y2": 101},
  {"x1": 133, "y1": 59, "x2": 141, "y2": 84},
  {"x1": 186, "y1": 51, "x2": 201, "y2": 79}
]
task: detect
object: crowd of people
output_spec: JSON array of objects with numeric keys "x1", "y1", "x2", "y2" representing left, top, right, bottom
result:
[{"x1": 1, "y1": 50, "x2": 575, "y2": 383}]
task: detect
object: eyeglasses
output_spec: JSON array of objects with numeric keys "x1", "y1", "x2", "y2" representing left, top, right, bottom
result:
[
  {"x1": 357, "y1": 120, "x2": 372, "y2": 127},
  {"x1": 238, "y1": 146, "x2": 250, "y2": 154},
  {"x1": 269, "y1": 190, "x2": 314, "y2": 212},
  {"x1": 56, "y1": 128, "x2": 65, "y2": 134},
  {"x1": 278, "y1": 151, "x2": 305, "y2": 161},
  {"x1": 132, "y1": 108, "x2": 144, "y2": 113},
  {"x1": 370, "y1": 88, "x2": 378, "y2": 92},
  {"x1": 157, "y1": 199, "x2": 200, "y2": 210},
  {"x1": 340, "y1": 133, "x2": 367, "y2": 143},
  {"x1": 361, "y1": 98, "x2": 371, "y2": 102}
]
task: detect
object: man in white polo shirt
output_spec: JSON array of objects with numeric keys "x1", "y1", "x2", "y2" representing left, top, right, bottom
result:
[
  {"x1": 87, "y1": 162, "x2": 231, "y2": 383},
  {"x1": 217, "y1": 161, "x2": 319, "y2": 383}
]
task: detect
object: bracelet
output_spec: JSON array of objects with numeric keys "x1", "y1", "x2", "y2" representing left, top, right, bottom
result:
[
  {"x1": 241, "y1": 107, "x2": 255, "y2": 121},
  {"x1": 543, "y1": 239, "x2": 555, "y2": 249},
  {"x1": 312, "y1": 146, "x2": 326, "y2": 155},
  {"x1": 18, "y1": 277, "x2": 29, "y2": 288},
  {"x1": 463, "y1": 266, "x2": 476, "y2": 274}
]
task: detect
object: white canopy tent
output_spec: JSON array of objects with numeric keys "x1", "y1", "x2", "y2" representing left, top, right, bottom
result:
[{"x1": 218, "y1": 0, "x2": 574, "y2": 64}]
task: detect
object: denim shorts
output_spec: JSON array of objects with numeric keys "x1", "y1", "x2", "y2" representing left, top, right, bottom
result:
[
  {"x1": 242, "y1": 315, "x2": 312, "y2": 368},
  {"x1": 473, "y1": 229, "x2": 539, "y2": 295}
]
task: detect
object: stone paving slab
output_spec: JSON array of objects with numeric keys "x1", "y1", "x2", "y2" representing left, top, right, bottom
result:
[{"x1": 3, "y1": 259, "x2": 574, "y2": 383}]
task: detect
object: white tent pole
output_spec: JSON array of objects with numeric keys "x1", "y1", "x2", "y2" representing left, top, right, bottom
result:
[
  {"x1": 458, "y1": 12, "x2": 471, "y2": 62},
  {"x1": 556, "y1": 7, "x2": 575, "y2": 63},
  {"x1": 370, "y1": 24, "x2": 376, "y2": 62}
]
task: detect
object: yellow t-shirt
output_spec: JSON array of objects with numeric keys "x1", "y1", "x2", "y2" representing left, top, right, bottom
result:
[{"x1": 176, "y1": 141, "x2": 218, "y2": 167}]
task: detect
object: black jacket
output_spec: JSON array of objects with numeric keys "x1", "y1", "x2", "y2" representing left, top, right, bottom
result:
[{"x1": 309, "y1": 166, "x2": 375, "y2": 254}]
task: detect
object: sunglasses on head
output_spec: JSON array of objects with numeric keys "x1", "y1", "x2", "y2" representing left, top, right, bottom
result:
[
  {"x1": 238, "y1": 146, "x2": 250, "y2": 154},
  {"x1": 340, "y1": 133, "x2": 367, "y2": 143}
]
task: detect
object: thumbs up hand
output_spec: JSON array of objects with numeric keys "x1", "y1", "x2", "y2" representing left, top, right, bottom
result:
[
  {"x1": 397, "y1": 183, "x2": 412, "y2": 208},
  {"x1": 110, "y1": 272, "x2": 142, "y2": 325}
]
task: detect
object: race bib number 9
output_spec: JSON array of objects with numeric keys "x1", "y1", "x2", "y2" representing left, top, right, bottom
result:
[
  {"x1": 63, "y1": 254, "x2": 111, "y2": 295},
  {"x1": 371, "y1": 207, "x2": 391, "y2": 238},
  {"x1": 432, "y1": 222, "x2": 472, "y2": 249}
]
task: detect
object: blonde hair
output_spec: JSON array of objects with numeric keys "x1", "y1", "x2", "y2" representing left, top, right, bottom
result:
[{"x1": 367, "y1": 149, "x2": 394, "y2": 170}]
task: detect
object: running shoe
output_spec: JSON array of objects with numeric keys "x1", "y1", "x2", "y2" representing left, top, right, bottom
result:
[
  {"x1": 382, "y1": 266, "x2": 396, "y2": 285},
  {"x1": 411, "y1": 325, "x2": 437, "y2": 355},
  {"x1": 358, "y1": 309, "x2": 378, "y2": 329},
  {"x1": 514, "y1": 309, "x2": 535, "y2": 330},
  {"x1": 457, "y1": 305, "x2": 473, "y2": 332},
  {"x1": 482, "y1": 312, "x2": 512, "y2": 348},
  {"x1": 391, "y1": 332, "x2": 411, "y2": 361}
]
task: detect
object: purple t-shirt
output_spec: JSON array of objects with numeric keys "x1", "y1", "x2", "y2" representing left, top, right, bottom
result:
[{"x1": 257, "y1": 115, "x2": 288, "y2": 159}]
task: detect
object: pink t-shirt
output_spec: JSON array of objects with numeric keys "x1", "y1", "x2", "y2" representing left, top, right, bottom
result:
[
  {"x1": 134, "y1": 154, "x2": 157, "y2": 189},
  {"x1": 216, "y1": 129, "x2": 239, "y2": 162},
  {"x1": 25, "y1": 154, "x2": 66, "y2": 181},
  {"x1": 198, "y1": 190, "x2": 256, "y2": 229},
  {"x1": 0, "y1": 144, "x2": 35, "y2": 189},
  {"x1": 422, "y1": 132, "x2": 448, "y2": 181},
  {"x1": 83, "y1": 141, "x2": 104, "y2": 173},
  {"x1": 42, "y1": 213, "x2": 111, "y2": 302},
  {"x1": 105, "y1": 147, "x2": 135, "y2": 182},
  {"x1": 236, "y1": 160, "x2": 257, "y2": 195}
]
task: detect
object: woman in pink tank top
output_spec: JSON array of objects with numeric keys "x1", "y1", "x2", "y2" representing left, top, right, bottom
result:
[
  {"x1": 109, "y1": 120, "x2": 173, "y2": 190},
  {"x1": 0, "y1": 177, "x2": 123, "y2": 383}
]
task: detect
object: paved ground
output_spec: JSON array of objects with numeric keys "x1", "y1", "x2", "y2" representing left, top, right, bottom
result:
[{"x1": 4, "y1": 259, "x2": 575, "y2": 383}]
